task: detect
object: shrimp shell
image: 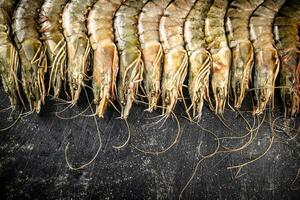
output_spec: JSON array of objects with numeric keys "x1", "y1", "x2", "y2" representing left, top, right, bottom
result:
[
  {"x1": 250, "y1": 0, "x2": 286, "y2": 115},
  {"x1": 0, "y1": 0, "x2": 21, "y2": 109},
  {"x1": 62, "y1": 0, "x2": 95, "y2": 104},
  {"x1": 160, "y1": 0, "x2": 197, "y2": 116},
  {"x1": 226, "y1": 0, "x2": 264, "y2": 108},
  {"x1": 205, "y1": 0, "x2": 231, "y2": 115},
  {"x1": 274, "y1": 0, "x2": 300, "y2": 117},
  {"x1": 12, "y1": 0, "x2": 48, "y2": 113},
  {"x1": 114, "y1": 0, "x2": 148, "y2": 119},
  {"x1": 138, "y1": 0, "x2": 172, "y2": 112},
  {"x1": 39, "y1": 0, "x2": 68, "y2": 99},
  {"x1": 184, "y1": 0, "x2": 213, "y2": 120},
  {"x1": 87, "y1": 0, "x2": 123, "y2": 118}
]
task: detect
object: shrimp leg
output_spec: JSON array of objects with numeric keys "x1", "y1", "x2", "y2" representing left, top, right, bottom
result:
[
  {"x1": 205, "y1": 0, "x2": 231, "y2": 115},
  {"x1": 62, "y1": 0, "x2": 95, "y2": 104},
  {"x1": 250, "y1": 0, "x2": 286, "y2": 115},
  {"x1": 39, "y1": 0, "x2": 68, "y2": 99},
  {"x1": 184, "y1": 0, "x2": 213, "y2": 120},
  {"x1": 226, "y1": 0, "x2": 264, "y2": 108},
  {"x1": 88, "y1": 0, "x2": 124, "y2": 118},
  {"x1": 114, "y1": 0, "x2": 148, "y2": 119},
  {"x1": 160, "y1": 0, "x2": 197, "y2": 116},
  {"x1": 12, "y1": 0, "x2": 48, "y2": 113},
  {"x1": 0, "y1": 0, "x2": 22, "y2": 109}
]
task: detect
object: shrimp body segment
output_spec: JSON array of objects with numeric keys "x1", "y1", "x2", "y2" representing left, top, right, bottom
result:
[
  {"x1": 138, "y1": 0, "x2": 172, "y2": 112},
  {"x1": 39, "y1": 0, "x2": 68, "y2": 99},
  {"x1": 184, "y1": 0, "x2": 213, "y2": 119},
  {"x1": 62, "y1": 0, "x2": 95, "y2": 104},
  {"x1": 12, "y1": 0, "x2": 48, "y2": 113},
  {"x1": 226, "y1": 0, "x2": 264, "y2": 108},
  {"x1": 114, "y1": 0, "x2": 148, "y2": 119},
  {"x1": 274, "y1": 0, "x2": 300, "y2": 117},
  {"x1": 160, "y1": 0, "x2": 197, "y2": 116},
  {"x1": 250, "y1": 0, "x2": 286, "y2": 115},
  {"x1": 205, "y1": 0, "x2": 231, "y2": 115},
  {"x1": 88, "y1": 0, "x2": 123, "y2": 118},
  {"x1": 0, "y1": 0, "x2": 21, "y2": 109}
]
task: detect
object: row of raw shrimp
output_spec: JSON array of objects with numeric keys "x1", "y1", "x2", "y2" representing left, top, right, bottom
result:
[{"x1": 0, "y1": 0, "x2": 299, "y2": 120}]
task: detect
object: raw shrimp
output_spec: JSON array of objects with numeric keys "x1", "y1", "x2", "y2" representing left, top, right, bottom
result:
[
  {"x1": 274, "y1": 0, "x2": 300, "y2": 117},
  {"x1": 12, "y1": 0, "x2": 48, "y2": 113},
  {"x1": 205, "y1": 0, "x2": 231, "y2": 115},
  {"x1": 249, "y1": 0, "x2": 286, "y2": 115},
  {"x1": 39, "y1": 0, "x2": 68, "y2": 99},
  {"x1": 138, "y1": 0, "x2": 172, "y2": 112},
  {"x1": 0, "y1": 0, "x2": 21, "y2": 109},
  {"x1": 62, "y1": 0, "x2": 95, "y2": 104},
  {"x1": 114, "y1": 0, "x2": 148, "y2": 119},
  {"x1": 184, "y1": 0, "x2": 213, "y2": 120},
  {"x1": 87, "y1": 0, "x2": 123, "y2": 118},
  {"x1": 160, "y1": 0, "x2": 197, "y2": 116},
  {"x1": 226, "y1": 0, "x2": 264, "y2": 108}
]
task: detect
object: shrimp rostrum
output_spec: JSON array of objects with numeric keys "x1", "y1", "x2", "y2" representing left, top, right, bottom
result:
[
  {"x1": 138, "y1": 0, "x2": 172, "y2": 112},
  {"x1": 184, "y1": 0, "x2": 213, "y2": 120},
  {"x1": 39, "y1": 0, "x2": 68, "y2": 99},
  {"x1": 205, "y1": 0, "x2": 231, "y2": 115},
  {"x1": 249, "y1": 0, "x2": 286, "y2": 115},
  {"x1": 274, "y1": 0, "x2": 300, "y2": 117},
  {"x1": 0, "y1": 0, "x2": 21, "y2": 109},
  {"x1": 87, "y1": 0, "x2": 123, "y2": 118},
  {"x1": 62, "y1": 0, "x2": 95, "y2": 104},
  {"x1": 12, "y1": 0, "x2": 48, "y2": 113},
  {"x1": 160, "y1": 0, "x2": 197, "y2": 116},
  {"x1": 226, "y1": 0, "x2": 264, "y2": 108},
  {"x1": 114, "y1": 0, "x2": 148, "y2": 119}
]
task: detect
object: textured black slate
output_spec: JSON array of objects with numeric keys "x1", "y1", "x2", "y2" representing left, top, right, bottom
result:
[{"x1": 0, "y1": 87, "x2": 300, "y2": 200}]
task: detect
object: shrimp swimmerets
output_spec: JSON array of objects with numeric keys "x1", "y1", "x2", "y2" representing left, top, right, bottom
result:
[
  {"x1": 274, "y1": 0, "x2": 300, "y2": 117},
  {"x1": 184, "y1": 0, "x2": 213, "y2": 120},
  {"x1": 0, "y1": 0, "x2": 21, "y2": 109},
  {"x1": 114, "y1": 0, "x2": 148, "y2": 119},
  {"x1": 12, "y1": 0, "x2": 48, "y2": 113},
  {"x1": 226, "y1": 0, "x2": 264, "y2": 108},
  {"x1": 62, "y1": 0, "x2": 95, "y2": 104},
  {"x1": 205, "y1": 0, "x2": 231, "y2": 115},
  {"x1": 250, "y1": 0, "x2": 286, "y2": 115},
  {"x1": 87, "y1": 0, "x2": 123, "y2": 118},
  {"x1": 160, "y1": 0, "x2": 197, "y2": 117},
  {"x1": 39, "y1": 0, "x2": 68, "y2": 99},
  {"x1": 138, "y1": 0, "x2": 172, "y2": 112}
]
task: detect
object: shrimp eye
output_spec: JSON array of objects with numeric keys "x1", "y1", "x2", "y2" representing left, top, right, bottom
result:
[{"x1": 260, "y1": 96, "x2": 266, "y2": 102}]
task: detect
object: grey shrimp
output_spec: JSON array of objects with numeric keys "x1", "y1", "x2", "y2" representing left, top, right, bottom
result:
[
  {"x1": 12, "y1": 0, "x2": 48, "y2": 112},
  {"x1": 250, "y1": 0, "x2": 286, "y2": 115},
  {"x1": 0, "y1": 0, "x2": 22, "y2": 109},
  {"x1": 160, "y1": 0, "x2": 197, "y2": 116},
  {"x1": 114, "y1": 0, "x2": 148, "y2": 119},
  {"x1": 138, "y1": 0, "x2": 172, "y2": 112},
  {"x1": 226, "y1": 0, "x2": 264, "y2": 108},
  {"x1": 205, "y1": 0, "x2": 231, "y2": 115},
  {"x1": 87, "y1": 0, "x2": 124, "y2": 118},
  {"x1": 62, "y1": 0, "x2": 95, "y2": 104},
  {"x1": 39, "y1": 0, "x2": 68, "y2": 99},
  {"x1": 184, "y1": 0, "x2": 213, "y2": 120}
]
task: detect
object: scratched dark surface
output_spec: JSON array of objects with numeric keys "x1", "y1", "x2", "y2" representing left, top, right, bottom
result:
[{"x1": 0, "y1": 86, "x2": 300, "y2": 200}]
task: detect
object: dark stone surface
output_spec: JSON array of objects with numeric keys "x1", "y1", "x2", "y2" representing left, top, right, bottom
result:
[{"x1": 0, "y1": 88, "x2": 300, "y2": 200}]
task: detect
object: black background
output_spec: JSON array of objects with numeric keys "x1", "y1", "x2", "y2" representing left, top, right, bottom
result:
[{"x1": 0, "y1": 87, "x2": 300, "y2": 200}]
